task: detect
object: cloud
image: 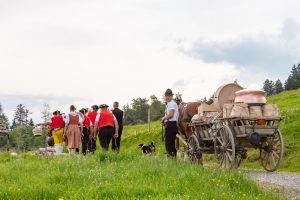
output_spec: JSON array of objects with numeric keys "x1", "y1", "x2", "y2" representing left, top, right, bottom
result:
[
  {"x1": 173, "y1": 79, "x2": 189, "y2": 88},
  {"x1": 179, "y1": 19, "x2": 300, "y2": 77}
]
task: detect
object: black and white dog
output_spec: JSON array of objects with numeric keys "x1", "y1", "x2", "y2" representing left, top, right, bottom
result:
[{"x1": 138, "y1": 142, "x2": 155, "y2": 154}]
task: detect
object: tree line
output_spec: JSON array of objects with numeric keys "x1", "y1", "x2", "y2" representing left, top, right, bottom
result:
[
  {"x1": 0, "y1": 95, "x2": 166, "y2": 150},
  {"x1": 263, "y1": 64, "x2": 300, "y2": 96},
  {"x1": 123, "y1": 95, "x2": 165, "y2": 125},
  {"x1": 0, "y1": 104, "x2": 45, "y2": 151}
]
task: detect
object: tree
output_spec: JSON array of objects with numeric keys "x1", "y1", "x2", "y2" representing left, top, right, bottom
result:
[
  {"x1": 131, "y1": 98, "x2": 150, "y2": 124},
  {"x1": 285, "y1": 64, "x2": 300, "y2": 90},
  {"x1": 9, "y1": 104, "x2": 35, "y2": 151},
  {"x1": 0, "y1": 103, "x2": 9, "y2": 149},
  {"x1": 0, "y1": 103, "x2": 9, "y2": 129},
  {"x1": 41, "y1": 104, "x2": 51, "y2": 147},
  {"x1": 149, "y1": 95, "x2": 165, "y2": 121},
  {"x1": 123, "y1": 98, "x2": 151, "y2": 125},
  {"x1": 263, "y1": 79, "x2": 275, "y2": 96},
  {"x1": 29, "y1": 118, "x2": 34, "y2": 126},
  {"x1": 12, "y1": 104, "x2": 27, "y2": 127},
  {"x1": 274, "y1": 79, "x2": 284, "y2": 94}
]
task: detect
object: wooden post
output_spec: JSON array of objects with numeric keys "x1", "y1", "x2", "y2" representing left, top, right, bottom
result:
[
  {"x1": 147, "y1": 109, "x2": 151, "y2": 132},
  {"x1": 7, "y1": 133, "x2": 10, "y2": 152}
]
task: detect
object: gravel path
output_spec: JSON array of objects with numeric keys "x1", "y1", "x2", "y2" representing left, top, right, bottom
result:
[{"x1": 248, "y1": 172, "x2": 300, "y2": 200}]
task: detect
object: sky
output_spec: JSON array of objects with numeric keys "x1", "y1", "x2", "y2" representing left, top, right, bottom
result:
[{"x1": 0, "y1": 0, "x2": 300, "y2": 123}]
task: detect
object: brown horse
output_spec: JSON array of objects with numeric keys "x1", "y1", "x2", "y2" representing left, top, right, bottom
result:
[
  {"x1": 176, "y1": 101, "x2": 203, "y2": 164},
  {"x1": 177, "y1": 101, "x2": 201, "y2": 139}
]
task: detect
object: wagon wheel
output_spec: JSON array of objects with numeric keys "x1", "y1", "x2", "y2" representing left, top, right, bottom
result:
[
  {"x1": 260, "y1": 130, "x2": 284, "y2": 172},
  {"x1": 187, "y1": 134, "x2": 202, "y2": 164},
  {"x1": 214, "y1": 125, "x2": 235, "y2": 170}
]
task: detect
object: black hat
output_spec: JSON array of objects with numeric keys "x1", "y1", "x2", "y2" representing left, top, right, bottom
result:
[
  {"x1": 79, "y1": 108, "x2": 88, "y2": 114},
  {"x1": 91, "y1": 105, "x2": 99, "y2": 110},
  {"x1": 53, "y1": 110, "x2": 61, "y2": 115},
  {"x1": 164, "y1": 89, "x2": 174, "y2": 97},
  {"x1": 99, "y1": 104, "x2": 109, "y2": 108}
]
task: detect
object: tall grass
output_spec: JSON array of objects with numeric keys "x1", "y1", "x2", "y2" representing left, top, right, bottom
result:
[{"x1": 0, "y1": 152, "x2": 282, "y2": 200}]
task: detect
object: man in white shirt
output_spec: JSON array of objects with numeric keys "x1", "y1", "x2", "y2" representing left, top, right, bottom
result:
[{"x1": 161, "y1": 89, "x2": 179, "y2": 157}]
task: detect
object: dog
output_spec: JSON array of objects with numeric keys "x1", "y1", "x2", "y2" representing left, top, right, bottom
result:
[{"x1": 138, "y1": 142, "x2": 155, "y2": 154}]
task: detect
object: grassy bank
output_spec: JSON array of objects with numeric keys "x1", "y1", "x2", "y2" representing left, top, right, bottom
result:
[
  {"x1": 0, "y1": 90, "x2": 298, "y2": 199},
  {"x1": 0, "y1": 121, "x2": 284, "y2": 200},
  {"x1": 0, "y1": 152, "x2": 282, "y2": 200}
]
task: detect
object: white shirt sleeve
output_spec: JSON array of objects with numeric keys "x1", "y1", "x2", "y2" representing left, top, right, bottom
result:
[
  {"x1": 168, "y1": 102, "x2": 176, "y2": 111},
  {"x1": 64, "y1": 115, "x2": 70, "y2": 124},
  {"x1": 95, "y1": 113, "x2": 101, "y2": 122},
  {"x1": 78, "y1": 115, "x2": 83, "y2": 125}
]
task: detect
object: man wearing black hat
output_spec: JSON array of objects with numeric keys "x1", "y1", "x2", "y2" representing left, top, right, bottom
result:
[
  {"x1": 94, "y1": 104, "x2": 119, "y2": 151},
  {"x1": 161, "y1": 89, "x2": 179, "y2": 157}
]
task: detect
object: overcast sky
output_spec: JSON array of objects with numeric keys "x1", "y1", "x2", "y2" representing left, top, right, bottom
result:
[{"x1": 0, "y1": 0, "x2": 299, "y2": 123}]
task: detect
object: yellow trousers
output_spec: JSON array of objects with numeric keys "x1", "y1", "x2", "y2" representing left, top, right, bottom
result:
[{"x1": 52, "y1": 128, "x2": 64, "y2": 144}]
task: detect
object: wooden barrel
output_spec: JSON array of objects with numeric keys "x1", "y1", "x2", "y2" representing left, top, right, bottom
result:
[{"x1": 213, "y1": 82, "x2": 243, "y2": 111}]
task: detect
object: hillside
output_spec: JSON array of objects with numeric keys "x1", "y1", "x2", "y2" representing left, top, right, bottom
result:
[
  {"x1": 0, "y1": 122, "x2": 283, "y2": 200},
  {"x1": 267, "y1": 89, "x2": 300, "y2": 172},
  {"x1": 0, "y1": 90, "x2": 298, "y2": 199}
]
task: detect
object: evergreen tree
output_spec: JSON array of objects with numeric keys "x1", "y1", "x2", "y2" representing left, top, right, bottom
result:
[
  {"x1": 13, "y1": 104, "x2": 27, "y2": 127},
  {"x1": 41, "y1": 104, "x2": 51, "y2": 147},
  {"x1": 274, "y1": 79, "x2": 284, "y2": 94},
  {"x1": 29, "y1": 118, "x2": 34, "y2": 126},
  {"x1": 285, "y1": 64, "x2": 300, "y2": 90},
  {"x1": 263, "y1": 79, "x2": 275, "y2": 96},
  {"x1": 0, "y1": 103, "x2": 9, "y2": 129}
]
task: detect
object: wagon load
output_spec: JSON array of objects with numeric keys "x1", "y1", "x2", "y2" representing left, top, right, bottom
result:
[
  {"x1": 186, "y1": 82, "x2": 284, "y2": 172},
  {"x1": 220, "y1": 87, "x2": 281, "y2": 119},
  {"x1": 191, "y1": 103, "x2": 219, "y2": 124}
]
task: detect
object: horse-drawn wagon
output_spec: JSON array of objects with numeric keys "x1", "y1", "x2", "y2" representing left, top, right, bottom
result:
[{"x1": 177, "y1": 82, "x2": 284, "y2": 172}]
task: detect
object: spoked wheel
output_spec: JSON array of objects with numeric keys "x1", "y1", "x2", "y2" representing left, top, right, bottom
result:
[
  {"x1": 214, "y1": 125, "x2": 235, "y2": 170},
  {"x1": 187, "y1": 134, "x2": 202, "y2": 164},
  {"x1": 260, "y1": 130, "x2": 284, "y2": 172}
]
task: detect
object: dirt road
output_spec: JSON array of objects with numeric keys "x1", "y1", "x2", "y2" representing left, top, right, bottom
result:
[{"x1": 248, "y1": 171, "x2": 300, "y2": 200}]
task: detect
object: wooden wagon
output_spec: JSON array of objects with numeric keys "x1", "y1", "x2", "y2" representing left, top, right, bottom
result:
[{"x1": 179, "y1": 83, "x2": 284, "y2": 172}]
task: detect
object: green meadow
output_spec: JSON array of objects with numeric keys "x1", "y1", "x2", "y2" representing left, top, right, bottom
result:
[
  {"x1": 0, "y1": 122, "x2": 283, "y2": 200},
  {"x1": 1, "y1": 89, "x2": 299, "y2": 200}
]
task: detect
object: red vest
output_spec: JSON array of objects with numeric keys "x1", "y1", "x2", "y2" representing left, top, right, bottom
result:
[
  {"x1": 98, "y1": 111, "x2": 114, "y2": 128},
  {"x1": 51, "y1": 115, "x2": 65, "y2": 129},
  {"x1": 83, "y1": 116, "x2": 91, "y2": 128},
  {"x1": 87, "y1": 112, "x2": 97, "y2": 125}
]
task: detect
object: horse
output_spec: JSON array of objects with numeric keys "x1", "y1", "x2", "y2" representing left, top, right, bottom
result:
[{"x1": 174, "y1": 94, "x2": 203, "y2": 163}]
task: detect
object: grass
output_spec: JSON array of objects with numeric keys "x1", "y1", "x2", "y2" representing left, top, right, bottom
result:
[
  {"x1": 0, "y1": 122, "x2": 284, "y2": 200},
  {"x1": 1, "y1": 89, "x2": 299, "y2": 199}
]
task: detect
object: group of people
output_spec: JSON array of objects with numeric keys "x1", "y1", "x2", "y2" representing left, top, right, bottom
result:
[
  {"x1": 36, "y1": 88, "x2": 179, "y2": 158},
  {"x1": 36, "y1": 102, "x2": 124, "y2": 155}
]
